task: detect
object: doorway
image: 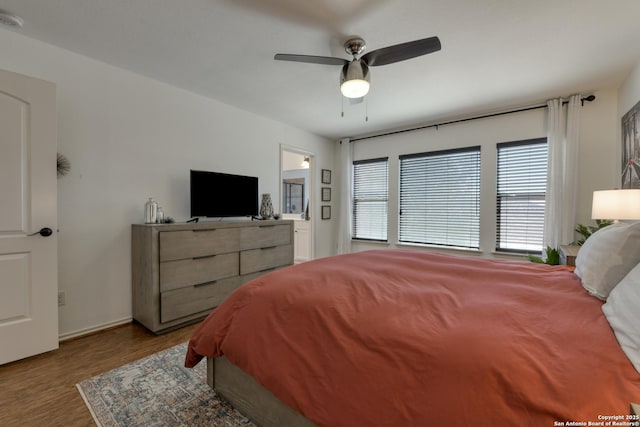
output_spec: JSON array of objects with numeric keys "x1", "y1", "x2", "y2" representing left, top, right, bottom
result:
[{"x1": 280, "y1": 146, "x2": 314, "y2": 263}]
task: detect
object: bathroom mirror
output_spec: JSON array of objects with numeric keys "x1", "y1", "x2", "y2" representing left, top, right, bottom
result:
[{"x1": 281, "y1": 151, "x2": 309, "y2": 215}]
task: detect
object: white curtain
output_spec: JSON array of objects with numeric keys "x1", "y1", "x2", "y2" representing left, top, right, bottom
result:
[
  {"x1": 337, "y1": 138, "x2": 352, "y2": 254},
  {"x1": 544, "y1": 95, "x2": 581, "y2": 249}
]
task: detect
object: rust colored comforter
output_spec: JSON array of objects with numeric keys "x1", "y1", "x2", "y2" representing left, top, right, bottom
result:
[{"x1": 186, "y1": 249, "x2": 640, "y2": 426}]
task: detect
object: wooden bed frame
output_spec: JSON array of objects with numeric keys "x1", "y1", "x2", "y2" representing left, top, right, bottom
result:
[
  {"x1": 207, "y1": 356, "x2": 316, "y2": 427},
  {"x1": 208, "y1": 357, "x2": 640, "y2": 426}
]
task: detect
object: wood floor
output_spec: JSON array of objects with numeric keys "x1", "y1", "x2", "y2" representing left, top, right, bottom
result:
[{"x1": 0, "y1": 321, "x2": 200, "y2": 426}]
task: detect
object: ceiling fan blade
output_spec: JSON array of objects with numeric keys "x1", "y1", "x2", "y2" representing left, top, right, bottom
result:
[
  {"x1": 362, "y1": 36, "x2": 441, "y2": 66},
  {"x1": 274, "y1": 54, "x2": 349, "y2": 66}
]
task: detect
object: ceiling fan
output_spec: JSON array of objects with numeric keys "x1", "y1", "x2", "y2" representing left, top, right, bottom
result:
[{"x1": 274, "y1": 36, "x2": 441, "y2": 99}]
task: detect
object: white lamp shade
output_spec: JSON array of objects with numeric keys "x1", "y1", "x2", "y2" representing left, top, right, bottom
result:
[
  {"x1": 592, "y1": 189, "x2": 640, "y2": 220},
  {"x1": 340, "y1": 79, "x2": 370, "y2": 98}
]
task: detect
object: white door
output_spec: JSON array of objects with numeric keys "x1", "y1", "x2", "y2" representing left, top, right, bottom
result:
[{"x1": 0, "y1": 69, "x2": 58, "y2": 364}]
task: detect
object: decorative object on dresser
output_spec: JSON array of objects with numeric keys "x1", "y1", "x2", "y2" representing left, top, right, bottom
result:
[
  {"x1": 144, "y1": 197, "x2": 158, "y2": 224},
  {"x1": 132, "y1": 220, "x2": 293, "y2": 334},
  {"x1": 260, "y1": 193, "x2": 274, "y2": 219}
]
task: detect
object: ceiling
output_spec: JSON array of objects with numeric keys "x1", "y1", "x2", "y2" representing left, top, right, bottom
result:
[{"x1": 1, "y1": 0, "x2": 640, "y2": 140}]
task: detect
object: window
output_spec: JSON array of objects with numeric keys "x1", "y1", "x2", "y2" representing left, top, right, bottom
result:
[
  {"x1": 496, "y1": 138, "x2": 548, "y2": 252},
  {"x1": 352, "y1": 158, "x2": 388, "y2": 241},
  {"x1": 399, "y1": 147, "x2": 481, "y2": 248}
]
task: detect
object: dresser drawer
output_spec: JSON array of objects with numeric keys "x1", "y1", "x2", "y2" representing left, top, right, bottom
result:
[
  {"x1": 160, "y1": 252, "x2": 239, "y2": 292},
  {"x1": 240, "y1": 244, "x2": 293, "y2": 275},
  {"x1": 240, "y1": 266, "x2": 285, "y2": 282},
  {"x1": 159, "y1": 228, "x2": 240, "y2": 262},
  {"x1": 240, "y1": 224, "x2": 291, "y2": 250},
  {"x1": 160, "y1": 276, "x2": 243, "y2": 323}
]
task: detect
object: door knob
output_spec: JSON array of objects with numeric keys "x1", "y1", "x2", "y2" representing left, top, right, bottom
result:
[{"x1": 29, "y1": 227, "x2": 53, "y2": 237}]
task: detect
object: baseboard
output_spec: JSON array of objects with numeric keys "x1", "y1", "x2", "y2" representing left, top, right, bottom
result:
[{"x1": 59, "y1": 317, "x2": 132, "y2": 342}]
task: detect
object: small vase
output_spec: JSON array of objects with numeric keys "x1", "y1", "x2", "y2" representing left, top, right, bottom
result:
[
  {"x1": 144, "y1": 197, "x2": 158, "y2": 224},
  {"x1": 260, "y1": 193, "x2": 273, "y2": 219},
  {"x1": 156, "y1": 206, "x2": 165, "y2": 224}
]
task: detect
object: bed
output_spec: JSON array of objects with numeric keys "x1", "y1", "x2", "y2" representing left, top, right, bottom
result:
[{"x1": 185, "y1": 239, "x2": 640, "y2": 426}]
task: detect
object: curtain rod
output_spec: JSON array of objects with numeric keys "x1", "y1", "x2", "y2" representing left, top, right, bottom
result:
[{"x1": 349, "y1": 95, "x2": 596, "y2": 143}]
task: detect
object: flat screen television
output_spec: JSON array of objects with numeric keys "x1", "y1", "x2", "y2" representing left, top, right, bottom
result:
[{"x1": 190, "y1": 170, "x2": 258, "y2": 218}]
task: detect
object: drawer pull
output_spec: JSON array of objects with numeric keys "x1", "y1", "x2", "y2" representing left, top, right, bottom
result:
[
  {"x1": 192, "y1": 229, "x2": 217, "y2": 232},
  {"x1": 261, "y1": 246, "x2": 277, "y2": 250},
  {"x1": 194, "y1": 280, "x2": 217, "y2": 288},
  {"x1": 259, "y1": 225, "x2": 276, "y2": 228},
  {"x1": 193, "y1": 254, "x2": 217, "y2": 260}
]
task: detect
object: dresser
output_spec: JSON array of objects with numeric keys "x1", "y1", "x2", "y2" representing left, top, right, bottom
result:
[{"x1": 132, "y1": 220, "x2": 293, "y2": 333}]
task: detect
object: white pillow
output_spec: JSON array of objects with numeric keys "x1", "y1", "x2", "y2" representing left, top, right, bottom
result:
[
  {"x1": 602, "y1": 263, "x2": 640, "y2": 374},
  {"x1": 574, "y1": 221, "x2": 640, "y2": 300}
]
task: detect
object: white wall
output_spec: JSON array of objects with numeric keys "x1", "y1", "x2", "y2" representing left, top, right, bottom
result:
[
  {"x1": 619, "y1": 60, "x2": 640, "y2": 116},
  {"x1": 350, "y1": 89, "x2": 620, "y2": 257},
  {"x1": 0, "y1": 28, "x2": 337, "y2": 338},
  {"x1": 576, "y1": 89, "x2": 620, "y2": 224}
]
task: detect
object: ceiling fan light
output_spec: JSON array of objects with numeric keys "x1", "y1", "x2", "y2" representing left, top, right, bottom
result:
[
  {"x1": 340, "y1": 60, "x2": 370, "y2": 99},
  {"x1": 341, "y1": 79, "x2": 370, "y2": 98}
]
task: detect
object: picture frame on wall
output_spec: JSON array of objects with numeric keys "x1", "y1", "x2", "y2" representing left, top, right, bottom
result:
[
  {"x1": 622, "y1": 99, "x2": 640, "y2": 188},
  {"x1": 321, "y1": 205, "x2": 331, "y2": 220},
  {"x1": 321, "y1": 187, "x2": 331, "y2": 202},
  {"x1": 321, "y1": 169, "x2": 332, "y2": 184}
]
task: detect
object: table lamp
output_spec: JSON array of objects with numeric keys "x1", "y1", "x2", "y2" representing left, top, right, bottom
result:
[{"x1": 592, "y1": 189, "x2": 640, "y2": 220}]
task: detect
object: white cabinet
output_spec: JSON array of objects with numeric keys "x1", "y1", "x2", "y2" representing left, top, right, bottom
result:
[{"x1": 293, "y1": 220, "x2": 312, "y2": 264}]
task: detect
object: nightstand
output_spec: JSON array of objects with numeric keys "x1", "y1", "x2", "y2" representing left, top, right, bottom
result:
[{"x1": 559, "y1": 245, "x2": 580, "y2": 266}]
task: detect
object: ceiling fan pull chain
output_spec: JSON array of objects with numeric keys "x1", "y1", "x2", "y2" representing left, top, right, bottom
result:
[
  {"x1": 365, "y1": 97, "x2": 369, "y2": 122},
  {"x1": 341, "y1": 96, "x2": 345, "y2": 118}
]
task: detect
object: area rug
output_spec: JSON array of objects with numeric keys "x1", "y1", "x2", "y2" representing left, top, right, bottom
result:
[{"x1": 76, "y1": 342, "x2": 255, "y2": 427}]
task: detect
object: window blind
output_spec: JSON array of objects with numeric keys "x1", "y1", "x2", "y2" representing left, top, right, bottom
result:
[
  {"x1": 496, "y1": 138, "x2": 548, "y2": 252},
  {"x1": 352, "y1": 158, "x2": 389, "y2": 241},
  {"x1": 399, "y1": 147, "x2": 481, "y2": 248}
]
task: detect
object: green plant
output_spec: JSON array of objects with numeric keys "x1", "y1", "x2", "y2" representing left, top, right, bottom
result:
[
  {"x1": 528, "y1": 246, "x2": 561, "y2": 265},
  {"x1": 575, "y1": 219, "x2": 613, "y2": 245}
]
